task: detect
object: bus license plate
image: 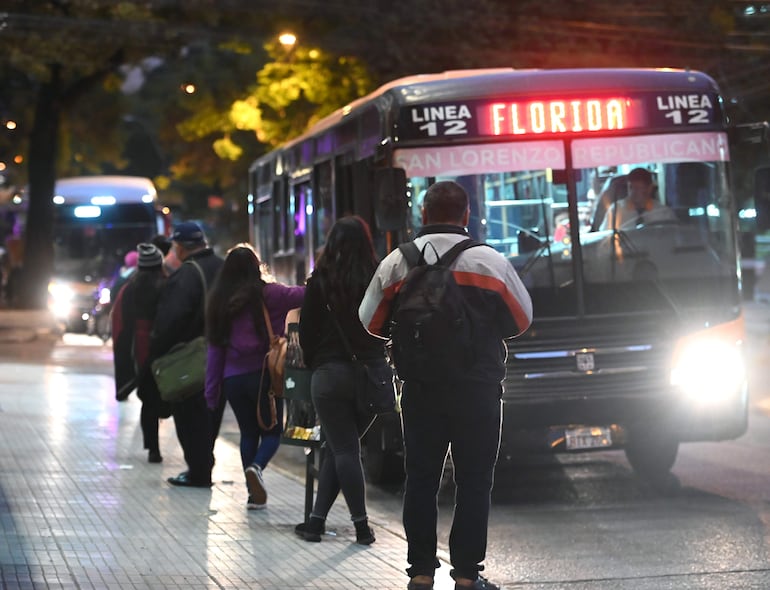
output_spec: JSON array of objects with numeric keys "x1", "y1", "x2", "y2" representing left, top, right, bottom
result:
[{"x1": 565, "y1": 426, "x2": 612, "y2": 450}]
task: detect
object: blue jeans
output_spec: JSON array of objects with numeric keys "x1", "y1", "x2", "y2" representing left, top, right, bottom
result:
[
  {"x1": 223, "y1": 371, "x2": 282, "y2": 474},
  {"x1": 310, "y1": 361, "x2": 375, "y2": 521},
  {"x1": 401, "y1": 379, "x2": 502, "y2": 581}
]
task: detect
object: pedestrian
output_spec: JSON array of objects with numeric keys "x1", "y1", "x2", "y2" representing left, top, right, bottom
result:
[
  {"x1": 204, "y1": 243, "x2": 305, "y2": 509},
  {"x1": 359, "y1": 181, "x2": 533, "y2": 590},
  {"x1": 149, "y1": 221, "x2": 224, "y2": 488},
  {"x1": 111, "y1": 243, "x2": 171, "y2": 462},
  {"x1": 294, "y1": 216, "x2": 383, "y2": 545},
  {"x1": 110, "y1": 249, "x2": 138, "y2": 303}
]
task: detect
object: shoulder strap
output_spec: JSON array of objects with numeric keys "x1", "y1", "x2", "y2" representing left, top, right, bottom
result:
[
  {"x1": 318, "y1": 279, "x2": 357, "y2": 361},
  {"x1": 438, "y1": 238, "x2": 483, "y2": 267},
  {"x1": 261, "y1": 304, "x2": 275, "y2": 341},
  {"x1": 186, "y1": 259, "x2": 208, "y2": 323},
  {"x1": 398, "y1": 241, "x2": 422, "y2": 269}
]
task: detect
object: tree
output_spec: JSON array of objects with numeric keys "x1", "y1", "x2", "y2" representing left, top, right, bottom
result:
[
  {"x1": 0, "y1": 1, "x2": 277, "y2": 307},
  {"x1": 181, "y1": 40, "x2": 372, "y2": 159},
  {"x1": 3, "y1": 0, "x2": 770, "y2": 308}
]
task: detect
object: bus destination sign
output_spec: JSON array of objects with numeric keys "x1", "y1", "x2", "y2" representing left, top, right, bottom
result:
[{"x1": 397, "y1": 92, "x2": 720, "y2": 140}]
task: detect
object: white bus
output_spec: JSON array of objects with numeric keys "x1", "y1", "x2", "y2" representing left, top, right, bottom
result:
[
  {"x1": 248, "y1": 68, "x2": 752, "y2": 487},
  {"x1": 45, "y1": 176, "x2": 170, "y2": 333}
]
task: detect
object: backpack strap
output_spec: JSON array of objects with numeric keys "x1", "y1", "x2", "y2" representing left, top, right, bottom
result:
[
  {"x1": 398, "y1": 241, "x2": 422, "y2": 269},
  {"x1": 437, "y1": 238, "x2": 483, "y2": 267},
  {"x1": 399, "y1": 237, "x2": 485, "y2": 270}
]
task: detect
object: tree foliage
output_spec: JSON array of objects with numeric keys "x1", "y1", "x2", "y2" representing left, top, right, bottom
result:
[
  {"x1": 1, "y1": 0, "x2": 770, "y2": 308},
  {"x1": 226, "y1": 42, "x2": 372, "y2": 148}
]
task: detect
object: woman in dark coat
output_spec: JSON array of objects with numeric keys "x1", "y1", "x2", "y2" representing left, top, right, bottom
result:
[
  {"x1": 111, "y1": 242, "x2": 170, "y2": 462},
  {"x1": 295, "y1": 216, "x2": 384, "y2": 544}
]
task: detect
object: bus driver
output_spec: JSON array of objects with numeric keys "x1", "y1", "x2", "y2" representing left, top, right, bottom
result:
[{"x1": 599, "y1": 167, "x2": 676, "y2": 230}]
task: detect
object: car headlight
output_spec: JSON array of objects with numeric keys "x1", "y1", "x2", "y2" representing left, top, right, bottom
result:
[
  {"x1": 670, "y1": 317, "x2": 746, "y2": 405},
  {"x1": 48, "y1": 281, "x2": 75, "y2": 318},
  {"x1": 48, "y1": 281, "x2": 74, "y2": 301}
]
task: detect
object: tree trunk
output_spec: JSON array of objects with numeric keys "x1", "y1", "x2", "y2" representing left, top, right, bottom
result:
[{"x1": 19, "y1": 65, "x2": 60, "y2": 309}]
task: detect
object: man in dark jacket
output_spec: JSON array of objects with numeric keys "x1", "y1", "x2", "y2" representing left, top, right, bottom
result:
[{"x1": 150, "y1": 221, "x2": 224, "y2": 487}]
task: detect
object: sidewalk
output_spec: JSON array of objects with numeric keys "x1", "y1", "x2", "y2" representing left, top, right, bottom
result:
[
  {"x1": 0, "y1": 312, "x2": 459, "y2": 590},
  {"x1": 2, "y1": 300, "x2": 770, "y2": 590}
]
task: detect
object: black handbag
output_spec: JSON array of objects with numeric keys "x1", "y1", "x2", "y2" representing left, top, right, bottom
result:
[
  {"x1": 355, "y1": 355, "x2": 398, "y2": 415},
  {"x1": 326, "y1": 298, "x2": 397, "y2": 417}
]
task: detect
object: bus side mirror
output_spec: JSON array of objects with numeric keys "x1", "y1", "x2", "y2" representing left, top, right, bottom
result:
[
  {"x1": 755, "y1": 167, "x2": 770, "y2": 233},
  {"x1": 374, "y1": 168, "x2": 407, "y2": 231}
]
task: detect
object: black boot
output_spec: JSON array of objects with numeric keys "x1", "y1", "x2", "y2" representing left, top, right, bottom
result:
[
  {"x1": 354, "y1": 518, "x2": 375, "y2": 545},
  {"x1": 295, "y1": 516, "x2": 325, "y2": 542}
]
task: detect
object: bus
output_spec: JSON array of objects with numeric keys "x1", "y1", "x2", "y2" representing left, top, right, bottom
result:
[
  {"x1": 248, "y1": 68, "x2": 750, "y2": 487},
  {"x1": 42, "y1": 175, "x2": 170, "y2": 334}
]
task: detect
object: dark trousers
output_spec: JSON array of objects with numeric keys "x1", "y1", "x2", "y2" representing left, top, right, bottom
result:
[
  {"x1": 137, "y1": 375, "x2": 170, "y2": 455},
  {"x1": 224, "y1": 371, "x2": 282, "y2": 473},
  {"x1": 311, "y1": 361, "x2": 375, "y2": 521},
  {"x1": 401, "y1": 380, "x2": 502, "y2": 581},
  {"x1": 172, "y1": 391, "x2": 222, "y2": 484},
  {"x1": 140, "y1": 402, "x2": 159, "y2": 453}
]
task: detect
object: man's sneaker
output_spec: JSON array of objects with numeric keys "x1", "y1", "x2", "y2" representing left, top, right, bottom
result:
[
  {"x1": 245, "y1": 464, "x2": 267, "y2": 505},
  {"x1": 246, "y1": 495, "x2": 266, "y2": 511},
  {"x1": 454, "y1": 576, "x2": 501, "y2": 590}
]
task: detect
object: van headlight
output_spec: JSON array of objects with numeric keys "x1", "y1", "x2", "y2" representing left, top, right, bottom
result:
[{"x1": 670, "y1": 318, "x2": 746, "y2": 405}]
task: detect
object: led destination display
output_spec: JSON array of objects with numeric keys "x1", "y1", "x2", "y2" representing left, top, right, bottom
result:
[{"x1": 397, "y1": 92, "x2": 721, "y2": 140}]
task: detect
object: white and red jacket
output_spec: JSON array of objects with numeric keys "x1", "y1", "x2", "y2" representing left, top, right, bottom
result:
[{"x1": 359, "y1": 224, "x2": 533, "y2": 385}]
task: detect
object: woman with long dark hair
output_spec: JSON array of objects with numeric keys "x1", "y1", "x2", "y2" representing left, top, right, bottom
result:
[
  {"x1": 204, "y1": 243, "x2": 305, "y2": 510},
  {"x1": 295, "y1": 216, "x2": 384, "y2": 544}
]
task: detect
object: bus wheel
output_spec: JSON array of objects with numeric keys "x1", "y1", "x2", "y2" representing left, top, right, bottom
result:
[{"x1": 624, "y1": 427, "x2": 679, "y2": 490}]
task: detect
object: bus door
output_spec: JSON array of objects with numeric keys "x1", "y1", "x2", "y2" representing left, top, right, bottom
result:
[
  {"x1": 311, "y1": 160, "x2": 335, "y2": 268},
  {"x1": 290, "y1": 179, "x2": 312, "y2": 285},
  {"x1": 260, "y1": 177, "x2": 295, "y2": 285}
]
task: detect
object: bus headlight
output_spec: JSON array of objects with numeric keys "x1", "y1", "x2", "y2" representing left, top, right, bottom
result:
[
  {"x1": 47, "y1": 281, "x2": 74, "y2": 318},
  {"x1": 670, "y1": 326, "x2": 745, "y2": 405}
]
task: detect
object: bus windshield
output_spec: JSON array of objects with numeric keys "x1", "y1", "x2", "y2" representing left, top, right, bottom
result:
[
  {"x1": 402, "y1": 132, "x2": 738, "y2": 319},
  {"x1": 53, "y1": 203, "x2": 158, "y2": 281}
]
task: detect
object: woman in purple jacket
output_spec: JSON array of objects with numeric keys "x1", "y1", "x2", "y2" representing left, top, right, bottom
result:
[{"x1": 204, "y1": 243, "x2": 305, "y2": 510}]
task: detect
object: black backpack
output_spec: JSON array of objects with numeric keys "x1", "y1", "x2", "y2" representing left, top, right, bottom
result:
[{"x1": 389, "y1": 238, "x2": 483, "y2": 384}]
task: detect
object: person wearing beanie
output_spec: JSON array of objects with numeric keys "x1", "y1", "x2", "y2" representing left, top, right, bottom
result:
[
  {"x1": 150, "y1": 221, "x2": 225, "y2": 487},
  {"x1": 111, "y1": 242, "x2": 171, "y2": 463},
  {"x1": 137, "y1": 243, "x2": 163, "y2": 269}
]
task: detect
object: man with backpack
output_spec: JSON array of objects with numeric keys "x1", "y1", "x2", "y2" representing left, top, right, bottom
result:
[{"x1": 359, "y1": 180, "x2": 532, "y2": 590}]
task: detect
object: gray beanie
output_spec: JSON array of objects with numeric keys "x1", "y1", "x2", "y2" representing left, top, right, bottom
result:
[{"x1": 137, "y1": 243, "x2": 163, "y2": 269}]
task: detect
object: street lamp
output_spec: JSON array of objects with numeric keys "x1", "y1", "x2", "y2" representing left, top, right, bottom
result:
[{"x1": 278, "y1": 32, "x2": 297, "y2": 49}]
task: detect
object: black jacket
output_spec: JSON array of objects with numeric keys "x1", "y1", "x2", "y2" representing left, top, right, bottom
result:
[
  {"x1": 299, "y1": 273, "x2": 385, "y2": 369},
  {"x1": 149, "y1": 247, "x2": 224, "y2": 361}
]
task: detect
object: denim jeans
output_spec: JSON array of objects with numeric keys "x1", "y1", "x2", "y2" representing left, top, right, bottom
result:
[
  {"x1": 224, "y1": 371, "x2": 282, "y2": 473},
  {"x1": 401, "y1": 379, "x2": 502, "y2": 581},
  {"x1": 310, "y1": 361, "x2": 375, "y2": 521}
]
